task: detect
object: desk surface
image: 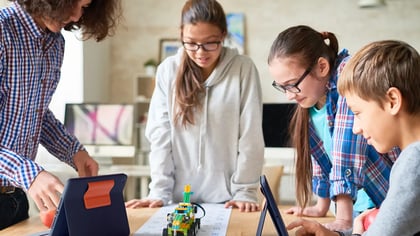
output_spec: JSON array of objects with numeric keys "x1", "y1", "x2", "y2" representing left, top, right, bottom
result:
[{"x1": 1, "y1": 206, "x2": 335, "y2": 236}]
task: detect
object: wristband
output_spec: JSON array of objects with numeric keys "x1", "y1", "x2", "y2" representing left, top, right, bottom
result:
[{"x1": 351, "y1": 234, "x2": 362, "y2": 236}]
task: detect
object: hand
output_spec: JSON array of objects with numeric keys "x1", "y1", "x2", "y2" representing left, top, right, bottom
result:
[
  {"x1": 28, "y1": 171, "x2": 64, "y2": 212},
  {"x1": 287, "y1": 218, "x2": 339, "y2": 236},
  {"x1": 284, "y1": 205, "x2": 326, "y2": 217},
  {"x1": 73, "y1": 150, "x2": 99, "y2": 177},
  {"x1": 224, "y1": 200, "x2": 260, "y2": 212},
  {"x1": 125, "y1": 199, "x2": 163, "y2": 208},
  {"x1": 323, "y1": 219, "x2": 352, "y2": 232}
]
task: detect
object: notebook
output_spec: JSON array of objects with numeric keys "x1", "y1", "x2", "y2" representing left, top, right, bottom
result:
[
  {"x1": 256, "y1": 174, "x2": 289, "y2": 236},
  {"x1": 34, "y1": 173, "x2": 129, "y2": 236}
]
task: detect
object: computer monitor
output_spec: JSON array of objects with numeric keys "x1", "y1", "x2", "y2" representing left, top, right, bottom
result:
[
  {"x1": 262, "y1": 103, "x2": 296, "y2": 148},
  {"x1": 64, "y1": 103, "x2": 135, "y2": 159}
]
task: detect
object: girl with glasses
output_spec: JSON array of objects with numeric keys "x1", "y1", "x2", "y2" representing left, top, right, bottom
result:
[
  {"x1": 267, "y1": 25, "x2": 400, "y2": 231},
  {"x1": 126, "y1": 0, "x2": 264, "y2": 212}
]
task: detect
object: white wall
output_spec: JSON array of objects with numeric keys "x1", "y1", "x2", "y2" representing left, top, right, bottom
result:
[{"x1": 83, "y1": 38, "x2": 111, "y2": 102}]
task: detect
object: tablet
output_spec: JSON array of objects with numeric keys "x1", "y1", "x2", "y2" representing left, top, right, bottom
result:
[
  {"x1": 48, "y1": 173, "x2": 129, "y2": 236},
  {"x1": 256, "y1": 174, "x2": 289, "y2": 236}
]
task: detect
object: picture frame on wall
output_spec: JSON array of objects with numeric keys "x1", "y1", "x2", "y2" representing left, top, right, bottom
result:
[
  {"x1": 159, "y1": 38, "x2": 182, "y2": 63},
  {"x1": 225, "y1": 12, "x2": 245, "y2": 54}
]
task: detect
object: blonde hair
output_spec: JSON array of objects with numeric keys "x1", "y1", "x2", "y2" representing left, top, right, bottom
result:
[{"x1": 338, "y1": 40, "x2": 420, "y2": 114}]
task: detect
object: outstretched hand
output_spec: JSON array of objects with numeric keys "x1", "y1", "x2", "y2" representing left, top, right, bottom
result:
[
  {"x1": 28, "y1": 171, "x2": 64, "y2": 212},
  {"x1": 125, "y1": 198, "x2": 164, "y2": 208},
  {"x1": 224, "y1": 200, "x2": 260, "y2": 212},
  {"x1": 284, "y1": 205, "x2": 327, "y2": 217},
  {"x1": 287, "y1": 218, "x2": 340, "y2": 236},
  {"x1": 73, "y1": 150, "x2": 99, "y2": 177}
]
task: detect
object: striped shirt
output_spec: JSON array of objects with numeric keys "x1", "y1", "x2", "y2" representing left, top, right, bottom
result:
[
  {"x1": 310, "y1": 49, "x2": 400, "y2": 206},
  {"x1": 0, "y1": 3, "x2": 83, "y2": 190}
]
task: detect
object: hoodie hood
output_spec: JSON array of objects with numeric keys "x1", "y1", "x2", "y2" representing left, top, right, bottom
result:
[{"x1": 204, "y1": 47, "x2": 239, "y2": 87}]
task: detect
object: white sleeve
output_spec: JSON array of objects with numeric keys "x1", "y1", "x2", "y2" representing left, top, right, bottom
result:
[
  {"x1": 144, "y1": 61, "x2": 176, "y2": 204},
  {"x1": 230, "y1": 57, "x2": 265, "y2": 202}
]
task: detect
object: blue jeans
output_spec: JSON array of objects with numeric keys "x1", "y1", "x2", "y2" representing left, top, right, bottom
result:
[{"x1": 0, "y1": 187, "x2": 29, "y2": 230}]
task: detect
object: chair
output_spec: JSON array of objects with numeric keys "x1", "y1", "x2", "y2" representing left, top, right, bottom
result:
[{"x1": 258, "y1": 165, "x2": 284, "y2": 205}]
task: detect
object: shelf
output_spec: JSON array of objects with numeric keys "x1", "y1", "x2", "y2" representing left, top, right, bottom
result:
[{"x1": 135, "y1": 96, "x2": 151, "y2": 103}]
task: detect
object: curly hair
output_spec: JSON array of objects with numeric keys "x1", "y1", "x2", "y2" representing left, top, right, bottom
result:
[{"x1": 11, "y1": 0, "x2": 122, "y2": 41}]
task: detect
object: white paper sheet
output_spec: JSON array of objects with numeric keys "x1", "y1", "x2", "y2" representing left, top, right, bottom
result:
[{"x1": 134, "y1": 203, "x2": 232, "y2": 236}]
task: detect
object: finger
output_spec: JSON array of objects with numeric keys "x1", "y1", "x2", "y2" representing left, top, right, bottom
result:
[
  {"x1": 295, "y1": 227, "x2": 309, "y2": 236},
  {"x1": 224, "y1": 201, "x2": 234, "y2": 209},
  {"x1": 86, "y1": 162, "x2": 99, "y2": 176},
  {"x1": 55, "y1": 182, "x2": 65, "y2": 194},
  {"x1": 132, "y1": 201, "x2": 143, "y2": 208},
  {"x1": 149, "y1": 200, "x2": 163, "y2": 208},
  {"x1": 125, "y1": 202, "x2": 132, "y2": 208},
  {"x1": 49, "y1": 191, "x2": 61, "y2": 208},
  {"x1": 284, "y1": 208, "x2": 295, "y2": 214},
  {"x1": 294, "y1": 211, "x2": 302, "y2": 216},
  {"x1": 251, "y1": 203, "x2": 259, "y2": 212},
  {"x1": 238, "y1": 203, "x2": 246, "y2": 212},
  {"x1": 287, "y1": 219, "x2": 305, "y2": 230},
  {"x1": 42, "y1": 195, "x2": 57, "y2": 210},
  {"x1": 245, "y1": 203, "x2": 257, "y2": 212},
  {"x1": 78, "y1": 166, "x2": 87, "y2": 177},
  {"x1": 125, "y1": 199, "x2": 140, "y2": 208},
  {"x1": 34, "y1": 196, "x2": 48, "y2": 212}
]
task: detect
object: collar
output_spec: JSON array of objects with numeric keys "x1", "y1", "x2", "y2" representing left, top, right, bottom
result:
[{"x1": 12, "y1": 2, "x2": 47, "y2": 40}]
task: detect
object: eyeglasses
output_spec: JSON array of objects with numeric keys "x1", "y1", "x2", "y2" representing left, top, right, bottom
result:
[
  {"x1": 182, "y1": 41, "x2": 222, "y2": 51},
  {"x1": 272, "y1": 65, "x2": 314, "y2": 93}
]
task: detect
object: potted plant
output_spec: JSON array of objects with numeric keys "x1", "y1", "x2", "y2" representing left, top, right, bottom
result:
[{"x1": 144, "y1": 59, "x2": 157, "y2": 76}]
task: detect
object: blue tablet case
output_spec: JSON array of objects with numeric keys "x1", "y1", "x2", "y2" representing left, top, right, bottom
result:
[
  {"x1": 49, "y1": 173, "x2": 129, "y2": 236},
  {"x1": 256, "y1": 174, "x2": 289, "y2": 236}
]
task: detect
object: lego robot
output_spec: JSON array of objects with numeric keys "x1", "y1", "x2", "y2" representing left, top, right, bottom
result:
[{"x1": 162, "y1": 184, "x2": 204, "y2": 236}]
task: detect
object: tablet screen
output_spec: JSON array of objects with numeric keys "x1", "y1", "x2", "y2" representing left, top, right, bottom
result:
[{"x1": 257, "y1": 175, "x2": 289, "y2": 236}]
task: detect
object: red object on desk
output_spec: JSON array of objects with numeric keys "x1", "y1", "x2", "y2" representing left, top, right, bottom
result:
[
  {"x1": 363, "y1": 208, "x2": 379, "y2": 230},
  {"x1": 40, "y1": 209, "x2": 56, "y2": 228}
]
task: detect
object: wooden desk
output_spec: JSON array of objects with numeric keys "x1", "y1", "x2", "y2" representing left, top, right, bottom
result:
[{"x1": 0, "y1": 206, "x2": 335, "y2": 236}]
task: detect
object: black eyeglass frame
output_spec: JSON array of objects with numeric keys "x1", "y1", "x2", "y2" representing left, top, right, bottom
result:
[
  {"x1": 182, "y1": 41, "x2": 222, "y2": 52},
  {"x1": 272, "y1": 65, "x2": 314, "y2": 93}
]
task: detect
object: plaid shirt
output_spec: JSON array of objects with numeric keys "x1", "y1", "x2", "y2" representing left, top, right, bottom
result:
[
  {"x1": 310, "y1": 49, "x2": 400, "y2": 206},
  {"x1": 0, "y1": 3, "x2": 83, "y2": 190}
]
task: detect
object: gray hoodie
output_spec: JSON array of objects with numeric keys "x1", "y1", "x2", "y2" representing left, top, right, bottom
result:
[{"x1": 145, "y1": 47, "x2": 265, "y2": 204}]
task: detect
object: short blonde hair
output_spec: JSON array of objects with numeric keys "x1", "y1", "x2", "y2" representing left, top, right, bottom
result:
[{"x1": 338, "y1": 40, "x2": 420, "y2": 114}]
